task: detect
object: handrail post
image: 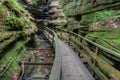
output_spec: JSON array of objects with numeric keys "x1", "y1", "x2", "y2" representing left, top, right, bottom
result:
[
  {"x1": 69, "y1": 33, "x2": 71, "y2": 41},
  {"x1": 68, "y1": 33, "x2": 71, "y2": 45},
  {"x1": 95, "y1": 47, "x2": 99, "y2": 55},
  {"x1": 60, "y1": 30, "x2": 62, "y2": 38},
  {"x1": 78, "y1": 38, "x2": 83, "y2": 57},
  {"x1": 91, "y1": 47, "x2": 99, "y2": 77},
  {"x1": 80, "y1": 38, "x2": 83, "y2": 47},
  {"x1": 94, "y1": 47, "x2": 99, "y2": 67}
]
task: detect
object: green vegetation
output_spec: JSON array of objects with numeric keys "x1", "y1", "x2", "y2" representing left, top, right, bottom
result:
[
  {"x1": 66, "y1": 18, "x2": 80, "y2": 31},
  {"x1": 3, "y1": 0, "x2": 27, "y2": 16},
  {"x1": 81, "y1": 10, "x2": 120, "y2": 26},
  {"x1": 0, "y1": 40, "x2": 29, "y2": 80},
  {"x1": 0, "y1": 0, "x2": 37, "y2": 79},
  {"x1": 86, "y1": 27, "x2": 120, "y2": 53},
  {"x1": 60, "y1": 0, "x2": 120, "y2": 54},
  {"x1": 5, "y1": 16, "x2": 24, "y2": 30}
]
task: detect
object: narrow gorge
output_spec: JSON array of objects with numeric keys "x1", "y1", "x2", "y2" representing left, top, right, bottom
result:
[{"x1": 0, "y1": 0, "x2": 120, "y2": 80}]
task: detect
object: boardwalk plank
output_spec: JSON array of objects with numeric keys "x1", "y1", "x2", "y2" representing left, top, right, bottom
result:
[{"x1": 58, "y1": 39, "x2": 94, "y2": 80}]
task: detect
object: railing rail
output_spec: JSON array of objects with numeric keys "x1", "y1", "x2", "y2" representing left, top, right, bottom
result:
[
  {"x1": 54, "y1": 28, "x2": 120, "y2": 80},
  {"x1": 43, "y1": 27, "x2": 62, "y2": 80}
]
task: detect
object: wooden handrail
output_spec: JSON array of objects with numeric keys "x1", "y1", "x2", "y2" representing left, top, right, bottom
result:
[
  {"x1": 54, "y1": 28, "x2": 120, "y2": 80},
  {"x1": 43, "y1": 27, "x2": 62, "y2": 80},
  {"x1": 55, "y1": 28, "x2": 120, "y2": 58}
]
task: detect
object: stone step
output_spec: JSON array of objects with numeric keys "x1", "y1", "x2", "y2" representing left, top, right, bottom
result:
[
  {"x1": 49, "y1": 1, "x2": 59, "y2": 7},
  {"x1": 49, "y1": 20, "x2": 67, "y2": 25},
  {"x1": 49, "y1": 7, "x2": 62, "y2": 13},
  {"x1": 18, "y1": 62, "x2": 53, "y2": 65},
  {"x1": 32, "y1": 74, "x2": 49, "y2": 79},
  {"x1": 32, "y1": 71, "x2": 51, "y2": 79},
  {"x1": 43, "y1": 12, "x2": 49, "y2": 15}
]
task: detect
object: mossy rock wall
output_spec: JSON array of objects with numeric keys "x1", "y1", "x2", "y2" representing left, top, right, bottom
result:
[
  {"x1": 0, "y1": 0, "x2": 37, "y2": 79},
  {"x1": 0, "y1": 39, "x2": 29, "y2": 80},
  {"x1": 60, "y1": 0, "x2": 120, "y2": 64}
]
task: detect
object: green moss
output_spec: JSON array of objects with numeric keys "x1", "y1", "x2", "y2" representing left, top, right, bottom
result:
[
  {"x1": 0, "y1": 39, "x2": 29, "y2": 80},
  {"x1": 0, "y1": 5, "x2": 8, "y2": 25},
  {"x1": 0, "y1": 0, "x2": 37, "y2": 80},
  {"x1": 81, "y1": 10, "x2": 120, "y2": 26},
  {"x1": 86, "y1": 27, "x2": 120, "y2": 53},
  {"x1": 62, "y1": 0, "x2": 120, "y2": 17},
  {"x1": 0, "y1": 5, "x2": 7, "y2": 14},
  {"x1": 0, "y1": 35, "x2": 19, "y2": 53},
  {"x1": 3, "y1": 0, "x2": 27, "y2": 16},
  {"x1": 98, "y1": 65, "x2": 110, "y2": 77},
  {"x1": 4, "y1": 16, "x2": 24, "y2": 30},
  {"x1": 0, "y1": 47, "x2": 27, "y2": 80}
]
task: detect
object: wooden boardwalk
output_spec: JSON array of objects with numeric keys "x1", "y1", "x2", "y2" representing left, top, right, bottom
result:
[{"x1": 58, "y1": 39, "x2": 94, "y2": 80}]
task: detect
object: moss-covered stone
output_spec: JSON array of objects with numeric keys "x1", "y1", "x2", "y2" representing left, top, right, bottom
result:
[
  {"x1": 86, "y1": 17, "x2": 120, "y2": 53},
  {"x1": 0, "y1": 0, "x2": 37, "y2": 79},
  {"x1": 0, "y1": 39, "x2": 29, "y2": 80},
  {"x1": 81, "y1": 10, "x2": 120, "y2": 26}
]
